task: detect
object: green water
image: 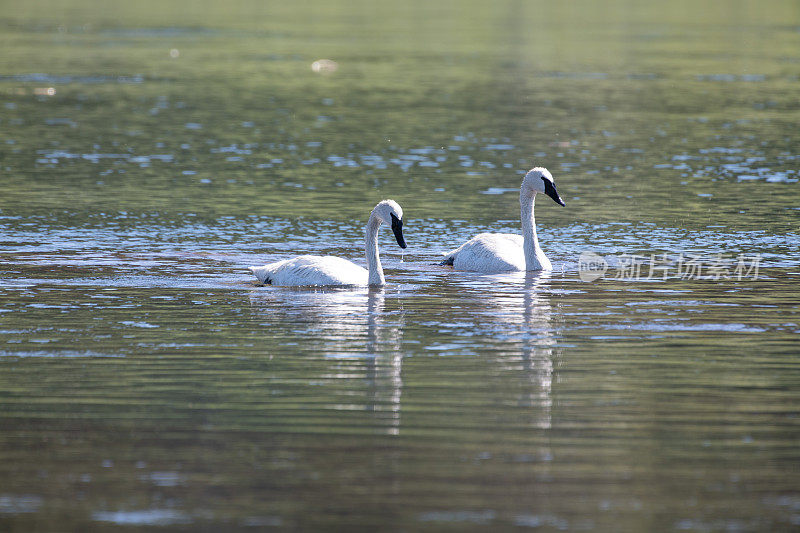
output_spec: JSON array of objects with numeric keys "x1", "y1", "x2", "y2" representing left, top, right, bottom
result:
[{"x1": 1, "y1": 0, "x2": 799, "y2": 530}]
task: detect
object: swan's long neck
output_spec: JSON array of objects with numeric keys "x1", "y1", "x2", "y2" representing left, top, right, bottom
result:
[
  {"x1": 365, "y1": 214, "x2": 385, "y2": 286},
  {"x1": 520, "y1": 188, "x2": 551, "y2": 270}
]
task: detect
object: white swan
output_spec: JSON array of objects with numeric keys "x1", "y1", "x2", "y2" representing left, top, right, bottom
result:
[
  {"x1": 441, "y1": 167, "x2": 565, "y2": 272},
  {"x1": 249, "y1": 200, "x2": 407, "y2": 287}
]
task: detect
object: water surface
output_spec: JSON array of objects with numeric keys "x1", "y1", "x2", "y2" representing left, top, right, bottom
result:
[{"x1": 1, "y1": 0, "x2": 799, "y2": 530}]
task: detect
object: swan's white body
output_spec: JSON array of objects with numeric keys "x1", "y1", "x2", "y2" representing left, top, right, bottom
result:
[
  {"x1": 445, "y1": 232, "x2": 543, "y2": 272},
  {"x1": 250, "y1": 255, "x2": 370, "y2": 286},
  {"x1": 249, "y1": 200, "x2": 406, "y2": 287},
  {"x1": 442, "y1": 167, "x2": 564, "y2": 273}
]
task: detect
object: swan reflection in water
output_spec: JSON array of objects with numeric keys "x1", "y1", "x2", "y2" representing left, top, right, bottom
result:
[
  {"x1": 447, "y1": 270, "x2": 557, "y2": 430},
  {"x1": 248, "y1": 287, "x2": 404, "y2": 435},
  {"x1": 248, "y1": 270, "x2": 558, "y2": 434},
  {"x1": 520, "y1": 271, "x2": 556, "y2": 430}
]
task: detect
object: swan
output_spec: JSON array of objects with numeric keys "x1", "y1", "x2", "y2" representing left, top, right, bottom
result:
[
  {"x1": 249, "y1": 199, "x2": 407, "y2": 286},
  {"x1": 441, "y1": 167, "x2": 565, "y2": 272}
]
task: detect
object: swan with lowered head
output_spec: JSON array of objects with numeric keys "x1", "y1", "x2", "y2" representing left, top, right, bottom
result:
[
  {"x1": 249, "y1": 200, "x2": 407, "y2": 286},
  {"x1": 441, "y1": 167, "x2": 565, "y2": 272}
]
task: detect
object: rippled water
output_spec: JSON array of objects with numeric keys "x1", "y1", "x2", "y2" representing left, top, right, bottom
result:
[{"x1": 2, "y1": 1, "x2": 800, "y2": 531}]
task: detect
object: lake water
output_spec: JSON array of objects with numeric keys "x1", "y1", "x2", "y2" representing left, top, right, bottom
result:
[{"x1": 2, "y1": 1, "x2": 799, "y2": 530}]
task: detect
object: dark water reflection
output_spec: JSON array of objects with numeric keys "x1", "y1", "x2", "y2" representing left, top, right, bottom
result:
[
  {"x1": 3, "y1": 258, "x2": 798, "y2": 530},
  {"x1": 3, "y1": 0, "x2": 800, "y2": 530}
]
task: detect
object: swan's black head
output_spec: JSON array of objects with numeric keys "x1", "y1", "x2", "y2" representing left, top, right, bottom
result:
[
  {"x1": 524, "y1": 167, "x2": 565, "y2": 206},
  {"x1": 542, "y1": 177, "x2": 566, "y2": 206},
  {"x1": 373, "y1": 199, "x2": 407, "y2": 249},
  {"x1": 390, "y1": 212, "x2": 407, "y2": 249}
]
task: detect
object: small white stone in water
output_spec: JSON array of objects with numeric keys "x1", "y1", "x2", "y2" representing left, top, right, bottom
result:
[{"x1": 311, "y1": 59, "x2": 338, "y2": 74}]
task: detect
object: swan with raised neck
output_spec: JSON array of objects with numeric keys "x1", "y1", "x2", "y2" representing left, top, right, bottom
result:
[
  {"x1": 441, "y1": 167, "x2": 565, "y2": 272},
  {"x1": 249, "y1": 200, "x2": 407, "y2": 286}
]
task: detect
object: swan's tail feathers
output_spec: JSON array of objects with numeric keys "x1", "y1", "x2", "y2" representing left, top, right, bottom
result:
[
  {"x1": 439, "y1": 254, "x2": 455, "y2": 266},
  {"x1": 248, "y1": 266, "x2": 272, "y2": 284},
  {"x1": 439, "y1": 245, "x2": 461, "y2": 266}
]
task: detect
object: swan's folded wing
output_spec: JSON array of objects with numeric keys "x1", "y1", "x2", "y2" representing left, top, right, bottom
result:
[
  {"x1": 250, "y1": 255, "x2": 368, "y2": 286},
  {"x1": 446, "y1": 233, "x2": 525, "y2": 272},
  {"x1": 249, "y1": 258, "x2": 295, "y2": 284}
]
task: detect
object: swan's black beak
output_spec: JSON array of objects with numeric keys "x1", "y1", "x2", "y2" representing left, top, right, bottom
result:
[
  {"x1": 390, "y1": 213, "x2": 407, "y2": 249},
  {"x1": 543, "y1": 178, "x2": 566, "y2": 206}
]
